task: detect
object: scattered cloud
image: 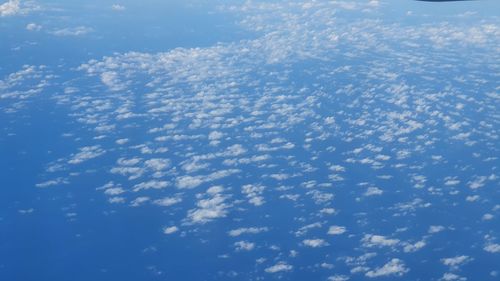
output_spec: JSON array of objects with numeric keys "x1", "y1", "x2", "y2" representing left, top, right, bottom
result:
[
  {"x1": 365, "y1": 259, "x2": 409, "y2": 278},
  {"x1": 51, "y1": 26, "x2": 93, "y2": 37}
]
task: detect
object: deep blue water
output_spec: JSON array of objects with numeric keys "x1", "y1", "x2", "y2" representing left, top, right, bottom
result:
[{"x1": 1, "y1": 1, "x2": 499, "y2": 281}]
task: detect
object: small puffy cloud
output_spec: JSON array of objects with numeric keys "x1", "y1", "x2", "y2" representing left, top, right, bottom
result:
[
  {"x1": 176, "y1": 169, "x2": 240, "y2": 189},
  {"x1": 265, "y1": 262, "x2": 293, "y2": 273},
  {"x1": 51, "y1": 26, "x2": 93, "y2": 37},
  {"x1": 130, "y1": 197, "x2": 150, "y2": 207},
  {"x1": 484, "y1": 243, "x2": 500, "y2": 253},
  {"x1": 0, "y1": 0, "x2": 20, "y2": 16},
  {"x1": 441, "y1": 256, "x2": 472, "y2": 269},
  {"x1": 115, "y1": 138, "x2": 129, "y2": 145},
  {"x1": 35, "y1": 177, "x2": 68, "y2": 188},
  {"x1": 303, "y1": 239, "x2": 329, "y2": 248},
  {"x1": 144, "y1": 158, "x2": 170, "y2": 171},
  {"x1": 111, "y1": 4, "x2": 125, "y2": 11},
  {"x1": 234, "y1": 241, "x2": 255, "y2": 251},
  {"x1": 187, "y1": 193, "x2": 229, "y2": 224},
  {"x1": 109, "y1": 197, "x2": 125, "y2": 204},
  {"x1": 68, "y1": 145, "x2": 105, "y2": 164},
  {"x1": 228, "y1": 227, "x2": 269, "y2": 237},
  {"x1": 208, "y1": 131, "x2": 224, "y2": 140},
  {"x1": 104, "y1": 187, "x2": 125, "y2": 196},
  {"x1": 362, "y1": 234, "x2": 400, "y2": 248},
  {"x1": 26, "y1": 23, "x2": 42, "y2": 31},
  {"x1": 0, "y1": 0, "x2": 39, "y2": 17},
  {"x1": 328, "y1": 226, "x2": 347, "y2": 235},
  {"x1": 242, "y1": 184, "x2": 265, "y2": 206},
  {"x1": 18, "y1": 208, "x2": 34, "y2": 214},
  {"x1": 328, "y1": 275, "x2": 349, "y2": 281},
  {"x1": 482, "y1": 213, "x2": 494, "y2": 221},
  {"x1": 440, "y1": 273, "x2": 466, "y2": 281},
  {"x1": 133, "y1": 180, "x2": 169, "y2": 192},
  {"x1": 365, "y1": 259, "x2": 409, "y2": 278},
  {"x1": 428, "y1": 225, "x2": 446, "y2": 234},
  {"x1": 163, "y1": 226, "x2": 179, "y2": 234},
  {"x1": 100, "y1": 71, "x2": 125, "y2": 91},
  {"x1": 403, "y1": 241, "x2": 426, "y2": 253},
  {"x1": 364, "y1": 187, "x2": 383, "y2": 196},
  {"x1": 153, "y1": 197, "x2": 182, "y2": 207}
]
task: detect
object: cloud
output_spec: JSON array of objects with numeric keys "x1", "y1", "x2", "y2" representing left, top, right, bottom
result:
[
  {"x1": 51, "y1": 26, "x2": 93, "y2": 37},
  {"x1": 26, "y1": 23, "x2": 42, "y2": 31},
  {"x1": 186, "y1": 191, "x2": 229, "y2": 224},
  {"x1": 242, "y1": 184, "x2": 265, "y2": 206},
  {"x1": 403, "y1": 241, "x2": 426, "y2": 253},
  {"x1": 440, "y1": 273, "x2": 466, "y2": 281},
  {"x1": 303, "y1": 239, "x2": 329, "y2": 248},
  {"x1": 0, "y1": 0, "x2": 20, "y2": 16},
  {"x1": 234, "y1": 241, "x2": 255, "y2": 251},
  {"x1": 428, "y1": 225, "x2": 446, "y2": 234},
  {"x1": 328, "y1": 275, "x2": 349, "y2": 281},
  {"x1": 365, "y1": 259, "x2": 409, "y2": 278},
  {"x1": 163, "y1": 226, "x2": 179, "y2": 234},
  {"x1": 176, "y1": 169, "x2": 240, "y2": 189},
  {"x1": 328, "y1": 226, "x2": 347, "y2": 235},
  {"x1": 153, "y1": 197, "x2": 182, "y2": 207},
  {"x1": 364, "y1": 187, "x2": 383, "y2": 196},
  {"x1": 111, "y1": 4, "x2": 125, "y2": 11},
  {"x1": 484, "y1": 243, "x2": 500, "y2": 253},
  {"x1": 362, "y1": 234, "x2": 400, "y2": 248},
  {"x1": 265, "y1": 262, "x2": 293, "y2": 273},
  {"x1": 35, "y1": 177, "x2": 68, "y2": 188},
  {"x1": 228, "y1": 227, "x2": 269, "y2": 237},
  {"x1": 130, "y1": 196, "x2": 149, "y2": 207},
  {"x1": 133, "y1": 180, "x2": 169, "y2": 192},
  {"x1": 68, "y1": 145, "x2": 105, "y2": 164},
  {"x1": 441, "y1": 256, "x2": 473, "y2": 270}
]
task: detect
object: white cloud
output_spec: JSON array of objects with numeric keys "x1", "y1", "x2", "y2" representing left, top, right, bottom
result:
[
  {"x1": 153, "y1": 197, "x2": 182, "y2": 207},
  {"x1": 35, "y1": 177, "x2": 68, "y2": 188},
  {"x1": 228, "y1": 227, "x2": 269, "y2": 237},
  {"x1": 441, "y1": 256, "x2": 472, "y2": 269},
  {"x1": 234, "y1": 241, "x2": 255, "y2": 251},
  {"x1": 303, "y1": 239, "x2": 329, "y2": 248},
  {"x1": 0, "y1": 0, "x2": 20, "y2": 16},
  {"x1": 51, "y1": 26, "x2": 93, "y2": 37},
  {"x1": 364, "y1": 187, "x2": 383, "y2": 196},
  {"x1": 187, "y1": 193, "x2": 229, "y2": 224},
  {"x1": 133, "y1": 180, "x2": 169, "y2": 192},
  {"x1": 265, "y1": 262, "x2": 293, "y2": 273},
  {"x1": 428, "y1": 225, "x2": 446, "y2": 234},
  {"x1": 328, "y1": 275, "x2": 349, "y2": 281},
  {"x1": 26, "y1": 23, "x2": 42, "y2": 31},
  {"x1": 328, "y1": 226, "x2": 347, "y2": 235},
  {"x1": 362, "y1": 234, "x2": 400, "y2": 248},
  {"x1": 104, "y1": 187, "x2": 125, "y2": 196},
  {"x1": 242, "y1": 184, "x2": 265, "y2": 206},
  {"x1": 99, "y1": 71, "x2": 125, "y2": 91},
  {"x1": 130, "y1": 196, "x2": 150, "y2": 207},
  {"x1": 176, "y1": 169, "x2": 240, "y2": 189},
  {"x1": 403, "y1": 241, "x2": 426, "y2": 253},
  {"x1": 163, "y1": 226, "x2": 178, "y2": 234},
  {"x1": 365, "y1": 259, "x2": 409, "y2": 278},
  {"x1": 111, "y1": 4, "x2": 125, "y2": 11},
  {"x1": 68, "y1": 145, "x2": 105, "y2": 164},
  {"x1": 440, "y1": 273, "x2": 466, "y2": 281},
  {"x1": 484, "y1": 243, "x2": 500, "y2": 253},
  {"x1": 109, "y1": 197, "x2": 125, "y2": 204}
]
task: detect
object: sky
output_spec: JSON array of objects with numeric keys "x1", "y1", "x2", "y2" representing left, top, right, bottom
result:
[{"x1": 0, "y1": 1, "x2": 499, "y2": 281}]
